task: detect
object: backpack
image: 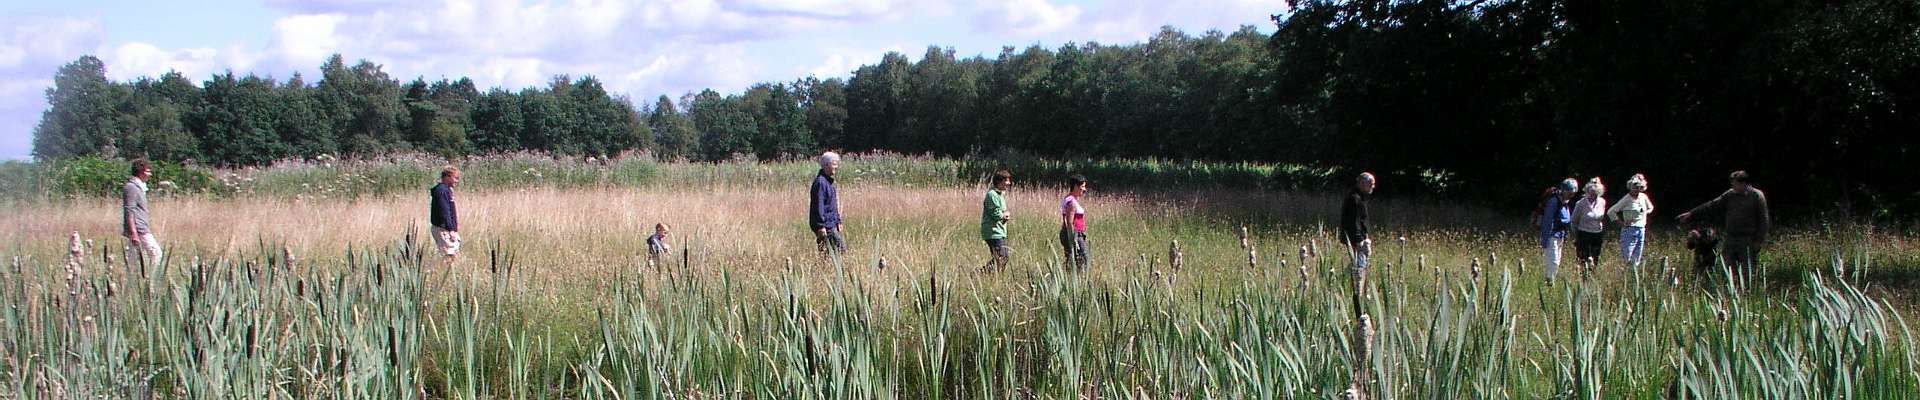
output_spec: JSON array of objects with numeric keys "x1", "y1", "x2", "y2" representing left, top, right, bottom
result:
[{"x1": 1528, "y1": 187, "x2": 1558, "y2": 223}]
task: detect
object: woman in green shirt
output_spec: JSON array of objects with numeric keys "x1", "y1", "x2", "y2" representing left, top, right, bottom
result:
[{"x1": 981, "y1": 170, "x2": 1013, "y2": 271}]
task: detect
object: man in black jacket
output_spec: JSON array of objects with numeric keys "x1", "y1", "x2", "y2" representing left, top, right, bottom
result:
[
  {"x1": 1341, "y1": 172, "x2": 1375, "y2": 270},
  {"x1": 430, "y1": 166, "x2": 462, "y2": 264}
]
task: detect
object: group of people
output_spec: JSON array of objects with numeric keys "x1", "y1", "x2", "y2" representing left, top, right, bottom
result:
[
  {"x1": 808, "y1": 152, "x2": 1092, "y2": 271},
  {"x1": 115, "y1": 153, "x2": 1771, "y2": 280},
  {"x1": 1337, "y1": 169, "x2": 1769, "y2": 283},
  {"x1": 1540, "y1": 171, "x2": 1770, "y2": 282}
]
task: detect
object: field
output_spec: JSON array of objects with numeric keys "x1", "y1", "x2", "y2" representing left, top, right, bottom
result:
[{"x1": 2, "y1": 154, "x2": 1917, "y2": 398}]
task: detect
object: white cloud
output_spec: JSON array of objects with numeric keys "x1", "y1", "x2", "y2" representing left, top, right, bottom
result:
[
  {"x1": 721, "y1": 0, "x2": 907, "y2": 20},
  {"x1": 801, "y1": 44, "x2": 906, "y2": 79},
  {"x1": 0, "y1": 17, "x2": 107, "y2": 160},
  {"x1": 972, "y1": 0, "x2": 1083, "y2": 37},
  {"x1": 267, "y1": 13, "x2": 346, "y2": 70},
  {"x1": 106, "y1": 42, "x2": 221, "y2": 80}
]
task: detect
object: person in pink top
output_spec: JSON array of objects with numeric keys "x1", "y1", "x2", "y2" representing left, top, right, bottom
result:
[{"x1": 1059, "y1": 174, "x2": 1090, "y2": 271}]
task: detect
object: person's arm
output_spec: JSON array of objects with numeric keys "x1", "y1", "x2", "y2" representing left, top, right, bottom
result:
[
  {"x1": 1060, "y1": 199, "x2": 1074, "y2": 230},
  {"x1": 1555, "y1": 200, "x2": 1572, "y2": 233},
  {"x1": 1356, "y1": 197, "x2": 1369, "y2": 247},
  {"x1": 1606, "y1": 196, "x2": 1627, "y2": 222},
  {"x1": 1571, "y1": 201, "x2": 1588, "y2": 228},
  {"x1": 430, "y1": 187, "x2": 453, "y2": 230},
  {"x1": 809, "y1": 180, "x2": 827, "y2": 236},
  {"x1": 123, "y1": 183, "x2": 139, "y2": 241},
  {"x1": 995, "y1": 194, "x2": 1010, "y2": 222},
  {"x1": 1680, "y1": 191, "x2": 1728, "y2": 223},
  {"x1": 1756, "y1": 191, "x2": 1771, "y2": 244}
]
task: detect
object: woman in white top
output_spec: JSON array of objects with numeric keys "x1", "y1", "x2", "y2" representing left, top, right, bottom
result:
[
  {"x1": 1570, "y1": 178, "x2": 1609, "y2": 270},
  {"x1": 1607, "y1": 174, "x2": 1654, "y2": 268}
]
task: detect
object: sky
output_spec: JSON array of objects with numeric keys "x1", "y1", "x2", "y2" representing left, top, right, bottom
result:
[{"x1": 0, "y1": 0, "x2": 1287, "y2": 160}]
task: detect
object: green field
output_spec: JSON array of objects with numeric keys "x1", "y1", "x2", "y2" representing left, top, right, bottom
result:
[{"x1": 2, "y1": 154, "x2": 1915, "y2": 398}]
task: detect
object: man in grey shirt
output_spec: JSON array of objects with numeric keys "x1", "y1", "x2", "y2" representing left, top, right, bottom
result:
[
  {"x1": 1679, "y1": 170, "x2": 1771, "y2": 273},
  {"x1": 124, "y1": 159, "x2": 161, "y2": 266}
]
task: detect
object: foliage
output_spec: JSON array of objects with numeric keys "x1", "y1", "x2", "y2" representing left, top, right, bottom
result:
[
  {"x1": 3, "y1": 227, "x2": 1913, "y2": 398},
  {"x1": 26, "y1": 2, "x2": 1920, "y2": 221},
  {"x1": 35, "y1": 156, "x2": 225, "y2": 199}
]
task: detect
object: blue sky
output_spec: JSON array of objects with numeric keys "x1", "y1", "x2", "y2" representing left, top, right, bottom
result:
[{"x1": 0, "y1": 0, "x2": 1285, "y2": 160}]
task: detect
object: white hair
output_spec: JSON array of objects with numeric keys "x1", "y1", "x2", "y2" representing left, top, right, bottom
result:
[
  {"x1": 1357, "y1": 172, "x2": 1375, "y2": 184},
  {"x1": 819, "y1": 151, "x2": 840, "y2": 167}
]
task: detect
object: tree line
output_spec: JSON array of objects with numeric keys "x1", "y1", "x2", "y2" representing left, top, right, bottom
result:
[{"x1": 31, "y1": 0, "x2": 1920, "y2": 221}]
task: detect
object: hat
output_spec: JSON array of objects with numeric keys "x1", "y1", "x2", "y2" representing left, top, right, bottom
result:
[{"x1": 1627, "y1": 174, "x2": 1648, "y2": 191}]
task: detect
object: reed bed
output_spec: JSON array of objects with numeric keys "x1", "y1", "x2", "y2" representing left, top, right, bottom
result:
[
  {"x1": 2, "y1": 158, "x2": 1916, "y2": 398},
  {"x1": 2, "y1": 222, "x2": 1915, "y2": 398}
]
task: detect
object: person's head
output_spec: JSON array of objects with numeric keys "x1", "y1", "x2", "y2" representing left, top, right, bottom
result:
[
  {"x1": 655, "y1": 223, "x2": 670, "y2": 237},
  {"x1": 441, "y1": 166, "x2": 461, "y2": 187},
  {"x1": 130, "y1": 159, "x2": 151, "y2": 180},
  {"x1": 1584, "y1": 177, "x2": 1605, "y2": 199},
  {"x1": 1067, "y1": 174, "x2": 1088, "y2": 196},
  {"x1": 819, "y1": 151, "x2": 841, "y2": 176},
  {"x1": 1627, "y1": 173, "x2": 1648, "y2": 194},
  {"x1": 1557, "y1": 178, "x2": 1579, "y2": 199},
  {"x1": 1729, "y1": 170, "x2": 1750, "y2": 193},
  {"x1": 1355, "y1": 172, "x2": 1376, "y2": 195},
  {"x1": 992, "y1": 170, "x2": 1012, "y2": 191}
]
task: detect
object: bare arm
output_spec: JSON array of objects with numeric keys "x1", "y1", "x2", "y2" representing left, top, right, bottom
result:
[{"x1": 1756, "y1": 191, "x2": 1771, "y2": 244}]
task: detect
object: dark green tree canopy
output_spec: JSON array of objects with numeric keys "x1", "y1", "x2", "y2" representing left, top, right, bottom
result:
[{"x1": 29, "y1": 3, "x2": 1920, "y2": 220}]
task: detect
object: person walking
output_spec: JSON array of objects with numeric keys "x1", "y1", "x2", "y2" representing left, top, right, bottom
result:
[
  {"x1": 429, "y1": 166, "x2": 462, "y2": 265},
  {"x1": 123, "y1": 159, "x2": 161, "y2": 267},
  {"x1": 810, "y1": 152, "x2": 846, "y2": 254},
  {"x1": 1340, "y1": 172, "x2": 1376, "y2": 271},
  {"x1": 1607, "y1": 174, "x2": 1654, "y2": 268},
  {"x1": 1540, "y1": 178, "x2": 1577, "y2": 282},
  {"x1": 1678, "y1": 171, "x2": 1770, "y2": 274},
  {"x1": 980, "y1": 170, "x2": 1013, "y2": 272},
  {"x1": 646, "y1": 223, "x2": 672, "y2": 265},
  {"x1": 1059, "y1": 175, "x2": 1090, "y2": 271},
  {"x1": 1571, "y1": 178, "x2": 1608, "y2": 271}
]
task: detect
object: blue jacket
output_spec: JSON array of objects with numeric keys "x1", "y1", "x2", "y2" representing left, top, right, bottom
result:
[
  {"x1": 430, "y1": 183, "x2": 458, "y2": 231},
  {"x1": 809, "y1": 171, "x2": 841, "y2": 230},
  {"x1": 1539, "y1": 195, "x2": 1569, "y2": 241}
]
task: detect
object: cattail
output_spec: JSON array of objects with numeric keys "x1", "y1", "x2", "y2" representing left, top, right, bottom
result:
[
  {"x1": 65, "y1": 232, "x2": 83, "y2": 297},
  {"x1": 1299, "y1": 262, "x2": 1312, "y2": 287},
  {"x1": 1471, "y1": 257, "x2": 1482, "y2": 281},
  {"x1": 877, "y1": 256, "x2": 888, "y2": 270},
  {"x1": 1168, "y1": 240, "x2": 1184, "y2": 271},
  {"x1": 1663, "y1": 257, "x2": 1677, "y2": 287},
  {"x1": 1247, "y1": 245, "x2": 1258, "y2": 270},
  {"x1": 1238, "y1": 225, "x2": 1251, "y2": 250}
]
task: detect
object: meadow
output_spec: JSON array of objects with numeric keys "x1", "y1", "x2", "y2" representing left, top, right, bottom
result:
[{"x1": 1, "y1": 153, "x2": 1916, "y2": 398}]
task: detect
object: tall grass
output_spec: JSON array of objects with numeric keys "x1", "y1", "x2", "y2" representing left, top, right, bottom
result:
[
  {"x1": 3, "y1": 155, "x2": 1916, "y2": 398},
  {"x1": 3, "y1": 225, "x2": 1913, "y2": 398}
]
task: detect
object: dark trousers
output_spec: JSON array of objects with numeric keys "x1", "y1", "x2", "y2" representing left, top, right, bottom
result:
[
  {"x1": 1575, "y1": 230, "x2": 1605, "y2": 265},
  {"x1": 984, "y1": 238, "x2": 1010, "y2": 271},
  {"x1": 1722, "y1": 235, "x2": 1760, "y2": 274},
  {"x1": 1059, "y1": 229, "x2": 1088, "y2": 270},
  {"x1": 816, "y1": 229, "x2": 846, "y2": 254}
]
